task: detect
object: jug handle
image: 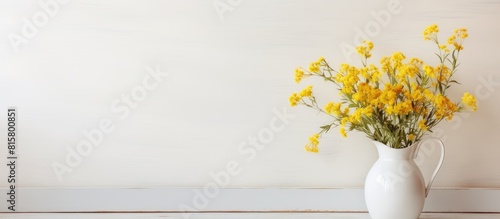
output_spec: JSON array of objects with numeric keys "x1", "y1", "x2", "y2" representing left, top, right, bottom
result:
[{"x1": 413, "y1": 138, "x2": 445, "y2": 197}]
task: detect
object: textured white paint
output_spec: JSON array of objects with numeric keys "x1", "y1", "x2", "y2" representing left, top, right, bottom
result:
[{"x1": 0, "y1": 0, "x2": 499, "y2": 190}]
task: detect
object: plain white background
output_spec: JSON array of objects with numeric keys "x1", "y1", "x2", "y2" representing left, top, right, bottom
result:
[{"x1": 0, "y1": 0, "x2": 499, "y2": 189}]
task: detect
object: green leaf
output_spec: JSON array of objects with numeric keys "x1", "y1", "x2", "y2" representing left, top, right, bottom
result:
[
  {"x1": 320, "y1": 124, "x2": 332, "y2": 132},
  {"x1": 434, "y1": 53, "x2": 443, "y2": 62}
]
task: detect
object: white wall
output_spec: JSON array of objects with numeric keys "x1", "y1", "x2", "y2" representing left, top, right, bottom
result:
[{"x1": 0, "y1": 0, "x2": 498, "y2": 188}]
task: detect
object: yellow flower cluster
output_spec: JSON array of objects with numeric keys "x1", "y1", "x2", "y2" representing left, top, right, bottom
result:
[
  {"x1": 447, "y1": 28, "x2": 468, "y2": 51},
  {"x1": 289, "y1": 85, "x2": 313, "y2": 107},
  {"x1": 294, "y1": 68, "x2": 304, "y2": 83},
  {"x1": 439, "y1": 44, "x2": 450, "y2": 53},
  {"x1": 435, "y1": 64, "x2": 451, "y2": 82},
  {"x1": 418, "y1": 119, "x2": 428, "y2": 131},
  {"x1": 324, "y1": 102, "x2": 342, "y2": 116},
  {"x1": 291, "y1": 24, "x2": 477, "y2": 151},
  {"x1": 423, "y1": 24, "x2": 439, "y2": 41},
  {"x1": 408, "y1": 134, "x2": 416, "y2": 141},
  {"x1": 308, "y1": 57, "x2": 324, "y2": 73},
  {"x1": 462, "y1": 92, "x2": 477, "y2": 112},
  {"x1": 356, "y1": 40, "x2": 374, "y2": 58},
  {"x1": 305, "y1": 134, "x2": 319, "y2": 153},
  {"x1": 433, "y1": 94, "x2": 458, "y2": 120},
  {"x1": 339, "y1": 126, "x2": 347, "y2": 138},
  {"x1": 380, "y1": 52, "x2": 406, "y2": 74},
  {"x1": 335, "y1": 64, "x2": 360, "y2": 95},
  {"x1": 423, "y1": 65, "x2": 435, "y2": 78}
]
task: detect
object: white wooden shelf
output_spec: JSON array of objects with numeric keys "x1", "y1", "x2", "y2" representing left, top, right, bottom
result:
[
  {"x1": 1, "y1": 213, "x2": 500, "y2": 219},
  {"x1": 2, "y1": 188, "x2": 500, "y2": 213}
]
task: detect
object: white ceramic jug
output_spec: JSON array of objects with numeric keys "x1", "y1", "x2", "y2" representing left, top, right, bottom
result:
[{"x1": 364, "y1": 138, "x2": 445, "y2": 219}]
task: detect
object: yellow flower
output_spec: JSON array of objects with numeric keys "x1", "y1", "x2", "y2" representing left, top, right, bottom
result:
[
  {"x1": 394, "y1": 100, "x2": 412, "y2": 115},
  {"x1": 349, "y1": 108, "x2": 363, "y2": 124},
  {"x1": 380, "y1": 56, "x2": 391, "y2": 73},
  {"x1": 300, "y1": 85, "x2": 313, "y2": 97},
  {"x1": 391, "y1": 52, "x2": 406, "y2": 68},
  {"x1": 340, "y1": 72, "x2": 357, "y2": 95},
  {"x1": 368, "y1": 88, "x2": 382, "y2": 107},
  {"x1": 385, "y1": 105, "x2": 395, "y2": 115},
  {"x1": 434, "y1": 94, "x2": 445, "y2": 114},
  {"x1": 381, "y1": 84, "x2": 399, "y2": 106},
  {"x1": 362, "y1": 107, "x2": 373, "y2": 117},
  {"x1": 436, "y1": 64, "x2": 451, "y2": 82},
  {"x1": 368, "y1": 64, "x2": 381, "y2": 83},
  {"x1": 439, "y1": 44, "x2": 450, "y2": 53},
  {"x1": 423, "y1": 24, "x2": 439, "y2": 41},
  {"x1": 423, "y1": 88, "x2": 434, "y2": 100},
  {"x1": 343, "y1": 107, "x2": 350, "y2": 115},
  {"x1": 308, "y1": 61, "x2": 321, "y2": 73},
  {"x1": 339, "y1": 126, "x2": 347, "y2": 138},
  {"x1": 462, "y1": 92, "x2": 477, "y2": 112},
  {"x1": 325, "y1": 102, "x2": 342, "y2": 116},
  {"x1": 324, "y1": 102, "x2": 334, "y2": 114},
  {"x1": 397, "y1": 64, "x2": 418, "y2": 82},
  {"x1": 340, "y1": 63, "x2": 349, "y2": 72},
  {"x1": 418, "y1": 119, "x2": 428, "y2": 131},
  {"x1": 340, "y1": 117, "x2": 349, "y2": 126},
  {"x1": 410, "y1": 58, "x2": 423, "y2": 66},
  {"x1": 352, "y1": 82, "x2": 371, "y2": 103},
  {"x1": 289, "y1": 93, "x2": 301, "y2": 107},
  {"x1": 309, "y1": 133, "x2": 319, "y2": 144},
  {"x1": 294, "y1": 68, "x2": 305, "y2": 83},
  {"x1": 447, "y1": 28, "x2": 467, "y2": 51},
  {"x1": 456, "y1": 28, "x2": 468, "y2": 39},
  {"x1": 356, "y1": 40, "x2": 374, "y2": 58},
  {"x1": 305, "y1": 133, "x2": 320, "y2": 153},
  {"x1": 408, "y1": 134, "x2": 416, "y2": 141},
  {"x1": 410, "y1": 88, "x2": 423, "y2": 102},
  {"x1": 423, "y1": 65, "x2": 435, "y2": 78},
  {"x1": 447, "y1": 35, "x2": 456, "y2": 45},
  {"x1": 367, "y1": 41, "x2": 374, "y2": 50},
  {"x1": 360, "y1": 67, "x2": 369, "y2": 79},
  {"x1": 446, "y1": 107, "x2": 458, "y2": 120},
  {"x1": 434, "y1": 94, "x2": 458, "y2": 120},
  {"x1": 433, "y1": 94, "x2": 458, "y2": 120}
]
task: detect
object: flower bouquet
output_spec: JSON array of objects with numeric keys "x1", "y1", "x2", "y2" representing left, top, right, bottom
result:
[{"x1": 290, "y1": 24, "x2": 477, "y2": 151}]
